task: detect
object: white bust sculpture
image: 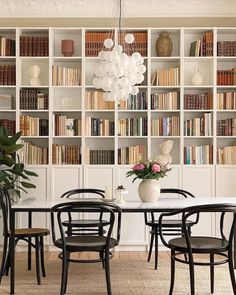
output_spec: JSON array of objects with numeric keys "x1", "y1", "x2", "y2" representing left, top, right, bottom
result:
[
  {"x1": 29, "y1": 64, "x2": 41, "y2": 86},
  {"x1": 156, "y1": 140, "x2": 174, "y2": 166}
]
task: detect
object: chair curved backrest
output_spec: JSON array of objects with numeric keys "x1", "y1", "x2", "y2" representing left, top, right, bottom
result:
[
  {"x1": 60, "y1": 188, "x2": 105, "y2": 199},
  {"x1": 50, "y1": 201, "x2": 122, "y2": 248},
  {"x1": 144, "y1": 188, "x2": 196, "y2": 225},
  {"x1": 159, "y1": 203, "x2": 236, "y2": 251}
]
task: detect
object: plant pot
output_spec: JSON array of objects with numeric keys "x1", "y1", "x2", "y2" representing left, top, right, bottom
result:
[
  {"x1": 138, "y1": 179, "x2": 160, "y2": 203},
  {"x1": 156, "y1": 32, "x2": 172, "y2": 57},
  {"x1": 61, "y1": 39, "x2": 74, "y2": 57}
]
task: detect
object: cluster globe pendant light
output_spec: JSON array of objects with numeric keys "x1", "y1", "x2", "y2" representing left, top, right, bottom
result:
[{"x1": 92, "y1": 0, "x2": 146, "y2": 101}]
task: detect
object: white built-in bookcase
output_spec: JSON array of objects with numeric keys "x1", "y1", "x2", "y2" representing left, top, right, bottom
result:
[{"x1": 1, "y1": 27, "x2": 236, "y2": 250}]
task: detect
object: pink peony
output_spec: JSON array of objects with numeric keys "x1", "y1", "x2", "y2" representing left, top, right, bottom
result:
[
  {"x1": 152, "y1": 164, "x2": 161, "y2": 173},
  {"x1": 132, "y1": 163, "x2": 145, "y2": 171}
]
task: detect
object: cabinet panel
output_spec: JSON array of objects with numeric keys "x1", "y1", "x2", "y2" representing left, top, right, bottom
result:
[
  {"x1": 216, "y1": 167, "x2": 236, "y2": 197},
  {"x1": 52, "y1": 167, "x2": 81, "y2": 199},
  {"x1": 84, "y1": 166, "x2": 115, "y2": 192},
  {"x1": 21, "y1": 167, "x2": 48, "y2": 229},
  {"x1": 183, "y1": 166, "x2": 214, "y2": 236}
]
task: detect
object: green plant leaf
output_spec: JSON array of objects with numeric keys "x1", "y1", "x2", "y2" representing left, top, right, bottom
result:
[
  {"x1": 24, "y1": 170, "x2": 38, "y2": 177},
  {"x1": 20, "y1": 181, "x2": 36, "y2": 189},
  {"x1": 9, "y1": 131, "x2": 22, "y2": 143},
  {"x1": 5, "y1": 144, "x2": 24, "y2": 155}
]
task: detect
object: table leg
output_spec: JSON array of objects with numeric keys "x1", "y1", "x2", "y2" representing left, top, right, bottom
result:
[
  {"x1": 10, "y1": 210, "x2": 15, "y2": 294},
  {"x1": 28, "y1": 212, "x2": 32, "y2": 270}
]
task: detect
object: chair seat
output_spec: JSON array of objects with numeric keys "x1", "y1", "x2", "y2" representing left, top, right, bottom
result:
[
  {"x1": 147, "y1": 219, "x2": 194, "y2": 228},
  {"x1": 62, "y1": 219, "x2": 110, "y2": 228},
  {"x1": 169, "y1": 236, "x2": 229, "y2": 253},
  {"x1": 55, "y1": 235, "x2": 117, "y2": 251},
  {"x1": 9, "y1": 228, "x2": 50, "y2": 237}
]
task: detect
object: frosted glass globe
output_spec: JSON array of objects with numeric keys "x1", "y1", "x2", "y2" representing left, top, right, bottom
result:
[
  {"x1": 131, "y1": 86, "x2": 139, "y2": 95},
  {"x1": 125, "y1": 33, "x2": 135, "y2": 44},
  {"x1": 113, "y1": 44, "x2": 123, "y2": 54},
  {"x1": 119, "y1": 77, "x2": 129, "y2": 87},
  {"x1": 138, "y1": 64, "x2": 146, "y2": 74},
  {"x1": 132, "y1": 52, "x2": 142, "y2": 61},
  {"x1": 104, "y1": 38, "x2": 114, "y2": 49}
]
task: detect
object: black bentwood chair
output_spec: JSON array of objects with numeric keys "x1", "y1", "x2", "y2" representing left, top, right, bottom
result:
[
  {"x1": 144, "y1": 188, "x2": 197, "y2": 270},
  {"x1": 60, "y1": 188, "x2": 109, "y2": 238},
  {"x1": 51, "y1": 201, "x2": 122, "y2": 295},
  {"x1": 159, "y1": 203, "x2": 236, "y2": 295},
  {"x1": 0, "y1": 185, "x2": 49, "y2": 285}
]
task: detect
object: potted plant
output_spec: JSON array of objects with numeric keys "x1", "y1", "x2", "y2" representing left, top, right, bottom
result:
[
  {"x1": 126, "y1": 160, "x2": 171, "y2": 203},
  {"x1": 0, "y1": 125, "x2": 38, "y2": 201}
]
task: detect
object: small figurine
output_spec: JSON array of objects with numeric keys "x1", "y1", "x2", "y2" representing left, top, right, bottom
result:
[
  {"x1": 29, "y1": 64, "x2": 41, "y2": 86},
  {"x1": 156, "y1": 140, "x2": 174, "y2": 166}
]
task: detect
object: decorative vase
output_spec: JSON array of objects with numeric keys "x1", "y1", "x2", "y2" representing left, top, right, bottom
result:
[
  {"x1": 156, "y1": 32, "x2": 172, "y2": 57},
  {"x1": 191, "y1": 67, "x2": 203, "y2": 85},
  {"x1": 138, "y1": 179, "x2": 160, "y2": 203},
  {"x1": 61, "y1": 39, "x2": 74, "y2": 57}
]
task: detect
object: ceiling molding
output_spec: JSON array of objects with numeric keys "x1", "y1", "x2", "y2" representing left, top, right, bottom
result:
[{"x1": 0, "y1": 0, "x2": 236, "y2": 18}]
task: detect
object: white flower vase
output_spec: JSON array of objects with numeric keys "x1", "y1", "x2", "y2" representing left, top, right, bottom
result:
[
  {"x1": 191, "y1": 67, "x2": 203, "y2": 86},
  {"x1": 138, "y1": 179, "x2": 160, "y2": 202}
]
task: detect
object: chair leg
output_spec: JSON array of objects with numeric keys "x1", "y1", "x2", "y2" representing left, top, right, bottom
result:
[
  {"x1": 105, "y1": 249, "x2": 112, "y2": 295},
  {"x1": 154, "y1": 228, "x2": 158, "y2": 270},
  {"x1": 64, "y1": 253, "x2": 70, "y2": 295},
  {"x1": 147, "y1": 230, "x2": 154, "y2": 262},
  {"x1": 60, "y1": 251, "x2": 69, "y2": 295},
  {"x1": 5, "y1": 252, "x2": 10, "y2": 276},
  {"x1": 100, "y1": 251, "x2": 105, "y2": 269},
  {"x1": 169, "y1": 249, "x2": 175, "y2": 295},
  {"x1": 35, "y1": 237, "x2": 41, "y2": 285},
  {"x1": 0, "y1": 235, "x2": 9, "y2": 283},
  {"x1": 210, "y1": 253, "x2": 214, "y2": 294},
  {"x1": 27, "y1": 237, "x2": 32, "y2": 270},
  {"x1": 228, "y1": 249, "x2": 236, "y2": 294},
  {"x1": 188, "y1": 252, "x2": 195, "y2": 295},
  {"x1": 40, "y1": 236, "x2": 46, "y2": 277}
]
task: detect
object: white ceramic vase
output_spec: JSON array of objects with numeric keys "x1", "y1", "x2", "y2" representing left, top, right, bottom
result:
[
  {"x1": 191, "y1": 67, "x2": 203, "y2": 86},
  {"x1": 138, "y1": 179, "x2": 160, "y2": 202}
]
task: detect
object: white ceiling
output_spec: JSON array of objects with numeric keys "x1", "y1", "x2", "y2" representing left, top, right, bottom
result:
[{"x1": 1, "y1": 0, "x2": 236, "y2": 18}]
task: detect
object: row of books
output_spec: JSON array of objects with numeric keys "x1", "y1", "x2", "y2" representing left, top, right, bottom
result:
[
  {"x1": 217, "y1": 145, "x2": 236, "y2": 164},
  {"x1": 217, "y1": 92, "x2": 236, "y2": 110},
  {"x1": 20, "y1": 35, "x2": 49, "y2": 56},
  {"x1": 119, "y1": 92, "x2": 147, "y2": 110},
  {"x1": 20, "y1": 116, "x2": 48, "y2": 136},
  {"x1": 217, "y1": 41, "x2": 236, "y2": 57},
  {"x1": 184, "y1": 92, "x2": 213, "y2": 110},
  {"x1": 217, "y1": 69, "x2": 236, "y2": 85},
  {"x1": 0, "y1": 119, "x2": 15, "y2": 135},
  {"x1": 85, "y1": 31, "x2": 148, "y2": 57},
  {"x1": 21, "y1": 141, "x2": 48, "y2": 165},
  {"x1": 85, "y1": 90, "x2": 114, "y2": 110},
  {"x1": 52, "y1": 65, "x2": 81, "y2": 86},
  {"x1": 52, "y1": 144, "x2": 81, "y2": 165},
  {"x1": 184, "y1": 145, "x2": 213, "y2": 164},
  {"x1": 0, "y1": 94, "x2": 14, "y2": 110},
  {"x1": 53, "y1": 114, "x2": 81, "y2": 136},
  {"x1": 118, "y1": 145, "x2": 147, "y2": 164},
  {"x1": 20, "y1": 89, "x2": 48, "y2": 110},
  {"x1": 184, "y1": 113, "x2": 212, "y2": 136},
  {"x1": 85, "y1": 117, "x2": 114, "y2": 136},
  {"x1": 85, "y1": 32, "x2": 113, "y2": 56},
  {"x1": 151, "y1": 66, "x2": 179, "y2": 86},
  {"x1": 0, "y1": 37, "x2": 15, "y2": 56},
  {"x1": 0, "y1": 65, "x2": 16, "y2": 85},
  {"x1": 189, "y1": 31, "x2": 213, "y2": 56},
  {"x1": 118, "y1": 32, "x2": 148, "y2": 56},
  {"x1": 217, "y1": 119, "x2": 236, "y2": 136},
  {"x1": 85, "y1": 147, "x2": 114, "y2": 164},
  {"x1": 151, "y1": 116, "x2": 180, "y2": 136},
  {"x1": 118, "y1": 117, "x2": 148, "y2": 136},
  {"x1": 151, "y1": 92, "x2": 178, "y2": 110}
]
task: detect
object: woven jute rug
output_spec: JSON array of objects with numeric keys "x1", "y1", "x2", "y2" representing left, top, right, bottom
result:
[{"x1": 0, "y1": 257, "x2": 234, "y2": 294}]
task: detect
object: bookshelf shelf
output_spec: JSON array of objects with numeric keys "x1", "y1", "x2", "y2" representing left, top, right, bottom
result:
[{"x1": 0, "y1": 28, "x2": 235, "y2": 232}]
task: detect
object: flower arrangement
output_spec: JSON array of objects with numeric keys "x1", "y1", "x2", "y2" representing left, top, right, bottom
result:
[{"x1": 126, "y1": 160, "x2": 171, "y2": 183}]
